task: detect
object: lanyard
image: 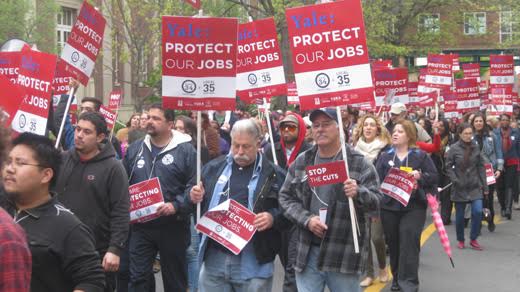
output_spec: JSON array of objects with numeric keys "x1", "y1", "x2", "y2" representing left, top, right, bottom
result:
[
  {"x1": 392, "y1": 149, "x2": 410, "y2": 169},
  {"x1": 310, "y1": 149, "x2": 342, "y2": 207}
]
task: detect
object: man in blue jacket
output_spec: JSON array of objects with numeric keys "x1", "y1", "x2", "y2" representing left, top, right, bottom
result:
[
  {"x1": 123, "y1": 103, "x2": 196, "y2": 292},
  {"x1": 189, "y1": 118, "x2": 287, "y2": 291}
]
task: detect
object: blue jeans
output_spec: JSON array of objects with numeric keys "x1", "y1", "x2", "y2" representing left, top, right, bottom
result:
[
  {"x1": 199, "y1": 246, "x2": 273, "y2": 292},
  {"x1": 455, "y1": 200, "x2": 483, "y2": 242},
  {"x1": 186, "y1": 216, "x2": 200, "y2": 291},
  {"x1": 296, "y1": 247, "x2": 360, "y2": 292}
]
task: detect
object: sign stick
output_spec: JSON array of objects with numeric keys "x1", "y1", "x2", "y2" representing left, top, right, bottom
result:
[
  {"x1": 435, "y1": 89, "x2": 440, "y2": 122},
  {"x1": 264, "y1": 98, "x2": 278, "y2": 166},
  {"x1": 336, "y1": 106, "x2": 360, "y2": 253},
  {"x1": 196, "y1": 111, "x2": 202, "y2": 223},
  {"x1": 55, "y1": 86, "x2": 76, "y2": 149},
  {"x1": 109, "y1": 106, "x2": 120, "y2": 141}
]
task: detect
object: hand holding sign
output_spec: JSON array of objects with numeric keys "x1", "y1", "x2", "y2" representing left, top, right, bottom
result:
[{"x1": 343, "y1": 179, "x2": 358, "y2": 198}]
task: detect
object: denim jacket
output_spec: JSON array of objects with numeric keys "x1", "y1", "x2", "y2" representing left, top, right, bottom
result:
[{"x1": 473, "y1": 131, "x2": 504, "y2": 171}]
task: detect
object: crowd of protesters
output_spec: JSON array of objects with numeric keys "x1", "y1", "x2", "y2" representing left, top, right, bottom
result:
[{"x1": 1, "y1": 91, "x2": 520, "y2": 292}]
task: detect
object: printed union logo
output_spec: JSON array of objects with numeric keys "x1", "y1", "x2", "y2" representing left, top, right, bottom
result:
[
  {"x1": 215, "y1": 225, "x2": 223, "y2": 232},
  {"x1": 248, "y1": 73, "x2": 258, "y2": 85},
  {"x1": 71, "y1": 51, "x2": 80, "y2": 63},
  {"x1": 182, "y1": 80, "x2": 196, "y2": 94},
  {"x1": 19, "y1": 114, "x2": 26, "y2": 129},
  {"x1": 315, "y1": 73, "x2": 330, "y2": 89}
]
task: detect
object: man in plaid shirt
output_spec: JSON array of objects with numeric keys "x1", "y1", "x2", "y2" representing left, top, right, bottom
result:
[{"x1": 279, "y1": 108, "x2": 382, "y2": 292}]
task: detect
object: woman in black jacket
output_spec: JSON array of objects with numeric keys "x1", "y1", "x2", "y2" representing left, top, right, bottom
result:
[
  {"x1": 446, "y1": 123, "x2": 488, "y2": 250},
  {"x1": 375, "y1": 119, "x2": 438, "y2": 292}
]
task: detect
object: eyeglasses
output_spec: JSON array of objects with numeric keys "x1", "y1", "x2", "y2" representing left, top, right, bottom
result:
[
  {"x1": 4, "y1": 159, "x2": 46, "y2": 169},
  {"x1": 280, "y1": 125, "x2": 297, "y2": 133}
]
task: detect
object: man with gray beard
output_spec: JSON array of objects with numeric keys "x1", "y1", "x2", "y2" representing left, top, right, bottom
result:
[{"x1": 189, "y1": 119, "x2": 287, "y2": 291}]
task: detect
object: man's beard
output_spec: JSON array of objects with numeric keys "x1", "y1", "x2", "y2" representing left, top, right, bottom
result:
[{"x1": 283, "y1": 136, "x2": 297, "y2": 144}]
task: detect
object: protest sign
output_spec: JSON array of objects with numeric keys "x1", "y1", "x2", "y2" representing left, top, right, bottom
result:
[
  {"x1": 287, "y1": 82, "x2": 299, "y2": 105},
  {"x1": 456, "y1": 78, "x2": 480, "y2": 113},
  {"x1": 0, "y1": 52, "x2": 20, "y2": 83},
  {"x1": 424, "y1": 54, "x2": 453, "y2": 90},
  {"x1": 305, "y1": 160, "x2": 348, "y2": 187},
  {"x1": 162, "y1": 16, "x2": 238, "y2": 110},
  {"x1": 11, "y1": 50, "x2": 56, "y2": 136},
  {"x1": 99, "y1": 105, "x2": 116, "y2": 130},
  {"x1": 285, "y1": 0, "x2": 373, "y2": 110},
  {"x1": 60, "y1": 1, "x2": 106, "y2": 85},
  {"x1": 488, "y1": 86, "x2": 513, "y2": 116},
  {"x1": 196, "y1": 199, "x2": 257, "y2": 255},
  {"x1": 462, "y1": 63, "x2": 480, "y2": 82},
  {"x1": 236, "y1": 18, "x2": 286, "y2": 103},
  {"x1": 129, "y1": 177, "x2": 164, "y2": 224},
  {"x1": 108, "y1": 89, "x2": 123, "y2": 111},
  {"x1": 489, "y1": 55, "x2": 514, "y2": 87},
  {"x1": 485, "y1": 163, "x2": 496, "y2": 185},
  {"x1": 380, "y1": 168, "x2": 415, "y2": 207},
  {"x1": 0, "y1": 75, "x2": 25, "y2": 126},
  {"x1": 374, "y1": 68, "x2": 409, "y2": 108}
]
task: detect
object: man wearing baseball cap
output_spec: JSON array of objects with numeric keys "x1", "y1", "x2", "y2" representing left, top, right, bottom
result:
[
  {"x1": 279, "y1": 108, "x2": 382, "y2": 292},
  {"x1": 386, "y1": 102, "x2": 432, "y2": 143}
]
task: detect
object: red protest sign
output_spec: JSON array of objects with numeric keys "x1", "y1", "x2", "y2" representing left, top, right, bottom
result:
[
  {"x1": 488, "y1": 86, "x2": 513, "y2": 116},
  {"x1": 418, "y1": 91, "x2": 437, "y2": 107},
  {"x1": 237, "y1": 18, "x2": 286, "y2": 103},
  {"x1": 52, "y1": 59, "x2": 74, "y2": 96},
  {"x1": 374, "y1": 68, "x2": 409, "y2": 109},
  {"x1": 287, "y1": 82, "x2": 299, "y2": 105},
  {"x1": 0, "y1": 52, "x2": 20, "y2": 84},
  {"x1": 129, "y1": 177, "x2": 164, "y2": 224},
  {"x1": 444, "y1": 100, "x2": 460, "y2": 119},
  {"x1": 305, "y1": 160, "x2": 348, "y2": 187},
  {"x1": 60, "y1": 1, "x2": 106, "y2": 86},
  {"x1": 380, "y1": 168, "x2": 415, "y2": 207},
  {"x1": 490, "y1": 55, "x2": 514, "y2": 87},
  {"x1": 0, "y1": 75, "x2": 25, "y2": 126},
  {"x1": 425, "y1": 54, "x2": 453, "y2": 90},
  {"x1": 485, "y1": 163, "x2": 496, "y2": 185},
  {"x1": 450, "y1": 53, "x2": 460, "y2": 71},
  {"x1": 196, "y1": 199, "x2": 257, "y2": 255},
  {"x1": 108, "y1": 89, "x2": 123, "y2": 110},
  {"x1": 462, "y1": 63, "x2": 480, "y2": 82},
  {"x1": 285, "y1": 0, "x2": 374, "y2": 110},
  {"x1": 99, "y1": 105, "x2": 116, "y2": 130},
  {"x1": 183, "y1": 0, "x2": 201, "y2": 9},
  {"x1": 11, "y1": 50, "x2": 57, "y2": 136},
  {"x1": 408, "y1": 81, "x2": 419, "y2": 106},
  {"x1": 162, "y1": 16, "x2": 238, "y2": 111},
  {"x1": 456, "y1": 78, "x2": 480, "y2": 113}
]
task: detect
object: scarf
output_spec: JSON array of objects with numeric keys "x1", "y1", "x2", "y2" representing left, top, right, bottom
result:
[
  {"x1": 462, "y1": 140, "x2": 473, "y2": 169},
  {"x1": 355, "y1": 138, "x2": 387, "y2": 163},
  {"x1": 501, "y1": 128, "x2": 512, "y2": 154}
]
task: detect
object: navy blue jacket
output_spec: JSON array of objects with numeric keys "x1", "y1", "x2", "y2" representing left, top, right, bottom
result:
[
  {"x1": 124, "y1": 130, "x2": 196, "y2": 225},
  {"x1": 375, "y1": 147, "x2": 439, "y2": 211}
]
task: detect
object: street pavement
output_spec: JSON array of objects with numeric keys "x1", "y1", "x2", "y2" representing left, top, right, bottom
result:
[{"x1": 156, "y1": 203, "x2": 520, "y2": 292}]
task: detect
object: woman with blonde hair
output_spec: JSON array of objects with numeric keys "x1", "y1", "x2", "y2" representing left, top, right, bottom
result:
[
  {"x1": 375, "y1": 119, "x2": 438, "y2": 291},
  {"x1": 353, "y1": 114, "x2": 390, "y2": 287}
]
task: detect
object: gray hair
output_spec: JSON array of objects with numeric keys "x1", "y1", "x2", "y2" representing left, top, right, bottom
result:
[{"x1": 230, "y1": 119, "x2": 262, "y2": 141}]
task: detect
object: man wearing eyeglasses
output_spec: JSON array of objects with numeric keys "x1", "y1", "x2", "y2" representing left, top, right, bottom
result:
[
  {"x1": 279, "y1": 108, "x2": 382, "y2": 292},
  {"x1": 2, "y1": 133, "x2": 105, "y2": 292},
  {"x1": 264, "y1": 112, "x2": 310, "y2": 292}
]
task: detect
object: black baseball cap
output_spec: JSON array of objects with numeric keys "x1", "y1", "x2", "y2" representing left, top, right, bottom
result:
[{"x1": 309, "y1": 108, "x2": 339, "y2": 124}]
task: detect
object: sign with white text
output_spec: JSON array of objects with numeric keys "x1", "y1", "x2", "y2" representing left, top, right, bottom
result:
[
  {"x1": 196, "y1": 199, "x2": 257, "y2": 255},
  {"x1": 286, "y1": 0, "x2": 374, "y2": 110},
  {"x1": 381, "y1": 168, "x2": 415, "y2": 207},
  {"x1": 129, "y1": 177, "x2": 164, "y2": 224},
  {"x1": 306, "y1": 160, "x2": 348, "y2": 187}
]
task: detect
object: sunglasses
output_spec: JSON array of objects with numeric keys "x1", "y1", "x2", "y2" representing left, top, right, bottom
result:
[{"x1": 280, "y1": 125, "x2": 298, "y2": 133}]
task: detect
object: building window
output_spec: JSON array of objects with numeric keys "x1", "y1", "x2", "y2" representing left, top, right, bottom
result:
[
  {"x1": 138, "y1": 47, "x2": 148, "y2": 82},
  {"x1": 464, "y1": 12, "x2": 486, "y2": 35},
  {"x1": 57, "y1": 7, "x2": 77, "y2": 51},
  {"x1": 418, "y1": 13, "x2": 440, "y2": 33},
  {"x1": 500, "y1": 11, "x2": 519, "y2": 43}
]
